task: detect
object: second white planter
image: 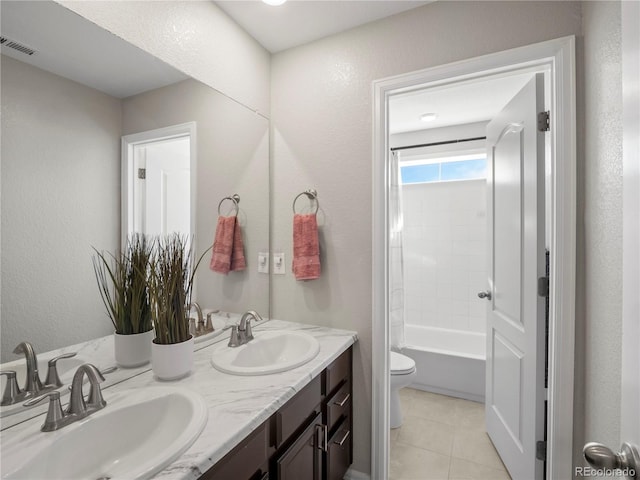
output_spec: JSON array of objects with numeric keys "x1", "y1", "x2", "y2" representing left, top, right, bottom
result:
[
  {"x1": 114, "y1": 329, "x2": 153, "y2": 368},
  {"x1": 151, "y1": 335, "x2": 194, "y2": 381}
]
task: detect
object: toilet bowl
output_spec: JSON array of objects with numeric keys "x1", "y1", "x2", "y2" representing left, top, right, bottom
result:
[{"x1": 390, "y1": 351, "x2": 417, "y2": 429}]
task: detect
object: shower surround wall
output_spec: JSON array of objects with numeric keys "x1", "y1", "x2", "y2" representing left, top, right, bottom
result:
[{"x1": 402, "y1": 179, "x2": 488, "y2": 335}]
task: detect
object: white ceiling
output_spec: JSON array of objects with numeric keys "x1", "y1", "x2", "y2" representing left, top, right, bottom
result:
[
  {"x1": 0, "y1": 1, "x2": 188, "y2": 98},
  {"x1": 213, "y1": 0, "x2": 535, "y2": 131},
  {"x1": 389, "y1": 73, "x2": 535, "y2": 134},
  {"x1": 2, "y1": 0, "x2": 534, "y2": 129},
  {"x1": 215, "y1": 0, "x2": 432, "y2": 53}
]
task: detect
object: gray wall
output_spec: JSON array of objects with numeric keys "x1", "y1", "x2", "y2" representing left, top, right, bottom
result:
[
  {"x1": 271, "y1": 1, "x2": 583, "y2": 473},
  {"x1": 1, "y1": 55, "x2": 121, "y2": 360},
  {"x1": 576, "y1": 0, "x2": 623, "y2": 470}
]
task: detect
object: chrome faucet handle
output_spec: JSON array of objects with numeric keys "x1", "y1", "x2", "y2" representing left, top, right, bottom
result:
[
  {"x1": 44, "y1": 352, "x2": 77, "y2": 387},
  {"x1": 205, "y1": 312, "x2": 215, "y2": 333},
  {"x1": 228, "y1": 325, "x2": 241, "y2": 347},
  {"x1": 245, "y1": 321, "x2": 254, "y2": 342},
  {"x1": 23, "y1": 391, "x2": 66, "y2": 432},
  {"x1": 0, "y1": 371, "x2": 22, "y2": 406},
  {"x1": 99, "y1": 365, "x2": 118, "y2": 376}
]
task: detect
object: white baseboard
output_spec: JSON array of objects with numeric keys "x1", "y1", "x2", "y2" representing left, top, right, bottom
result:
[{"x1": 343, "y1": 468, "x2": 371, "y2": 480}]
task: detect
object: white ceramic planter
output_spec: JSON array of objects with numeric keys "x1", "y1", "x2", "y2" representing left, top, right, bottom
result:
[
  {"x1": 114, "y1": 330, "x2": 153, "y2": 368},
  {"x1": 151, "y1": 336, "x2": 194, "y2": 381}
]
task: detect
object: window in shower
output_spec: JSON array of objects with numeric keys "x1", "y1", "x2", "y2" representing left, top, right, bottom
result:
[{"x1": 400, "y1": 153, "x2": 487, "y2": 185}]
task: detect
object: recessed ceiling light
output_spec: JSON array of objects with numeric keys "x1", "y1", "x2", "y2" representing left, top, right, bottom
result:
[
  {"x1": 420, "y1": 113, "x2": 438, "y2": 122},
  {"x1": 262, "y1": 0, "x2": 287, "y2": 5}
]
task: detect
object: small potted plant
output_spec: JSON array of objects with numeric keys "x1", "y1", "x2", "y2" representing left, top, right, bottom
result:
[
  {"x1": 148, "y1": 234, "x2": 209, "y2": 380},
  {"x1": 93, "y1": 234, "x2": 154, "y2": 368}
]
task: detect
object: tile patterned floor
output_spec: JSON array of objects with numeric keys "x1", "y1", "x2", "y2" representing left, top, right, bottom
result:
[{"x1": 389, "y1": 388, "x2": 512, "y2": 480}]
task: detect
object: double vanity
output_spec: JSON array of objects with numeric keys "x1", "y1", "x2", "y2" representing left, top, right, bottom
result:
[{"x1": 0, "y1": 318, "x2": 357, "y2": 480}]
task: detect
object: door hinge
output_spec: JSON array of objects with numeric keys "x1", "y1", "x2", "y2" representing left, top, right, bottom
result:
[
  {"x1": 137, "y1": 168, "x2": 146, "y2": 180},
  {"x1": 536, "y1": 440, "x2": 547, "y2": 461},
  {"x1": 538, "y1": 276, "x2": 549, "y2": 298},
  {"x1": 538, "y1": 111, "x2": 550, "y2": 132}
]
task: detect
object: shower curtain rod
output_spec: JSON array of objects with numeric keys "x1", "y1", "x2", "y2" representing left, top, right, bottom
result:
[{"x1": 390, "y1": 136, "x2": 486, "y2": 152}]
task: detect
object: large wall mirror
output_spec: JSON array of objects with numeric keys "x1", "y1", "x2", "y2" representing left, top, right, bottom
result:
[{"x1": 1, "y1": 0, "x2": 270, "y2": 363}]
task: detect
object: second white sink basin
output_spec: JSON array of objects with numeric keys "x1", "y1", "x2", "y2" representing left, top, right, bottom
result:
[
  {"x1": 1, "y1": 386, "x2": 208, "y2": 480},
  {"x1": 210, "y1": 330, "x2": 320, "y2": 376}
]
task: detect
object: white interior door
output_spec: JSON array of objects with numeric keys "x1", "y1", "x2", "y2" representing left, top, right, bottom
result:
[
  {"x1": 484, "y1": 73, "x2": 546, "y2": 480},
  {"x1": 135, "y1": 136, "x2": 190, "y2": 237}
]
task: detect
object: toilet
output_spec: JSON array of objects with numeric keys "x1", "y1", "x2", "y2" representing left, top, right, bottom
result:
[{"x1": 390, "y1": 351, "x2": 417, "y2": 429}]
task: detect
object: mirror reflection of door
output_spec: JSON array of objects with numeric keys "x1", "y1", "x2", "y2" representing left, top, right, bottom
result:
[
  {"x1": 122, "y1": 122, "x2": 196, "y2": 244},
  {"x1": 133, "y1": 136, "x2": 190, "y2": 237}
]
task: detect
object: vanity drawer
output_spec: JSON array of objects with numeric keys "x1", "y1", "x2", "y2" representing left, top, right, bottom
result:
[
  {"x1": 276, "y1": 374, "x2": 321, "y2": 447},
  {"x1": 325, "y1": 380, "x2": 351, "y2": 434},
  {"x1": 323, "y1": 348, "x2": 352, "y2": 398},
  {"x1": 325, "y1": 417, "x2": 352, "y2": 480}
]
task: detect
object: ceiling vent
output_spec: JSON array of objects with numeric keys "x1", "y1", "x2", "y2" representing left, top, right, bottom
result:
[{"x1": 0, "y1": 36, "x2": 36, "y2": 56}]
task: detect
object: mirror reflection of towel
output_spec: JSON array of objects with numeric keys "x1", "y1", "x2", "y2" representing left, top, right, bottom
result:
[
  {"x1": 292, "y1": 213, "x2": 320, "y2": 281},
  {"x1": 210, "y1": 216, "x2": 246, "y2": 274}
]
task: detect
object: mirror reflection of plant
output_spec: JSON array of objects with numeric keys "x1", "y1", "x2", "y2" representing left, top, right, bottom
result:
[
  {"x1": 149, "y1": 234, "x2": 210, "y2": 345},
  {"x1": 92, "y1": 234, "x2": 154, "y2": 335}
]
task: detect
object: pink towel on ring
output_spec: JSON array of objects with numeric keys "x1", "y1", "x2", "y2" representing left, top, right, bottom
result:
[
  {"x1": 292, "y1": 213, "x2": 320, "y2": 281},
  {"x1": 230, "y1": 220, "x2": 246, "y2": 272},
  {"x1": 210, "y1": 216, "x2": 246, "y2": 274}
]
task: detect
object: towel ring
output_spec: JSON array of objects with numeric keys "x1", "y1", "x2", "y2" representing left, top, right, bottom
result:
[
  {"x1": 218, "y1": 194, "x2": 240, "y2": 216},
  {"x1": 292, "y1": 189, "x2": 319, "y2": 215}
]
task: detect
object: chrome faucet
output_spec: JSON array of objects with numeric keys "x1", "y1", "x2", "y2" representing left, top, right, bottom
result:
[
  {"x1": 189, "y1": 302, "x2": 205, "y2": 334},
  {"x1": 0, "y1": 343, "x2": 75, "y2": 406},
  {"x1": 228, "y1": 311, "x2": 263, "y2": 347},
  {"x1": 24, "y1": 363, "x2": 106, "y2": 432},
  {"x1": 67, "y1": 364, "x2": 106, "y2": 415},
  {"x1": 13, "y1": 342, "x2": 43, "y2": 394}
]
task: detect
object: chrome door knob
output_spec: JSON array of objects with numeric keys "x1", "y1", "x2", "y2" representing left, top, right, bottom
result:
[
  {"x1": 477, "y1": 291, "x2": 492, "y2": 300},
  {"x1": 583, "y1": 442, "x2": 639, "y2": 479}
]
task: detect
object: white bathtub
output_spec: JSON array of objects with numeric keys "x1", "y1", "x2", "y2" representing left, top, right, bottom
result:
[{"x1": 402, "y1": 325, "x2": 486, "y2": 402}]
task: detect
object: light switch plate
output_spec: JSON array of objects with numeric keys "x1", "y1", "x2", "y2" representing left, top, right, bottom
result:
[
  {"x1": 273, "y1": 252, "x2": 285, "y2": 275},
  {"x1": 258, "y1": 252, "x2": 269, "y2": 273}
]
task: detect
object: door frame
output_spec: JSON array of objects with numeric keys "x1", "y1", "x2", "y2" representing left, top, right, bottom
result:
[
  {"x1": 121, "y1": 122, "x2": 197, "y2": 249},
  {"x1": 372, "y1": 36, "x2": 576, "y2": 479}
]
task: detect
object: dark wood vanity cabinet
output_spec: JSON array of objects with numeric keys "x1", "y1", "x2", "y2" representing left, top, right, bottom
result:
[{"x1": 202, "y1": 346, "x2": 353, "y2": 480}]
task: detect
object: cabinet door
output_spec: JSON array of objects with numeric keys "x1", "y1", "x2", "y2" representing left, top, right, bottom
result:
[{"x1": 276, "y1": 413, "x2": 323, "y2": 480}]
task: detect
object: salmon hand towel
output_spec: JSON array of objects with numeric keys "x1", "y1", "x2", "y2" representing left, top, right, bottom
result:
[
  {"x1": 210, "y1": 216, "x2": 246, "y2": 274},
  {"x1": 230, "y1": 219, "x2": 246, "y2": 272},
  {"x1": 292, "y1": 213, "x2": 320, "y2": 281}
]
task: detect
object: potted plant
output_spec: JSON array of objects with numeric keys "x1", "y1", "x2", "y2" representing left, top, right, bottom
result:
[
  {"x1": 148, "y1": 234, "x2": 209, "y2": 380},
  {"x1": 93, "y1": 234, "x2": 154, "y2": 368}
]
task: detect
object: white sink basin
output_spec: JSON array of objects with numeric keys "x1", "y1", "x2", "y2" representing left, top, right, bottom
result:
[
  {"x1": 210, "y1": 330, "x2": 320, "y2": 376},
  {"x1": 1, "y1": 387, "x2": 208, "y2": 480},
  {"x1": 0, "y1": 355, "x2": 88, "y2": 418}
]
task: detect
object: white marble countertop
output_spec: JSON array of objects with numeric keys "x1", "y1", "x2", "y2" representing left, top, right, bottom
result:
[
  {"x1": 0, "y1": 319, "x2": 357, "y2": 479},
  {"x1": 0, "y1": 311, "x2": 233, "y2": 430}
]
